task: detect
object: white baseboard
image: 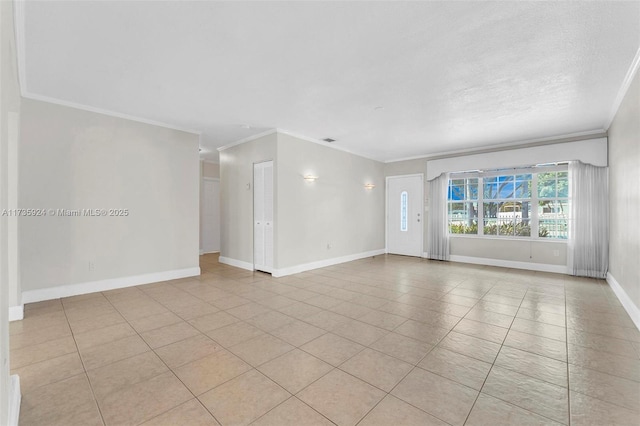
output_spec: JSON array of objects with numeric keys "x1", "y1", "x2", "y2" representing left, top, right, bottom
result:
[
  {"x1": 21, "y1": 267, "x2": 201, "y2": 304},
  {"x1": 8, "y1": 305, "x2": 23, "y2": 322},
  {"x1": 218, "y1": 256, "x2": 254, "y2": 271},
  {"x1": 449, "y1": 255, "x2": 567, "y2": 274},
  {"x1": 272, "y1": 249, "x2": 386, "y2": 277},
  {"x1": 606, "y1": 272, "x2": 640, "y2": 331},
  {"x1": 8, "y1": 375, "x2": 20, "y2": 426},
  {"x1": 201, "y1": 250, "x2": 220, "y2": 255}
]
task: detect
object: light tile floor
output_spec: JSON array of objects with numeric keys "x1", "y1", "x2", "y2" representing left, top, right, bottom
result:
[{"x1": 10, "y1": 254, "x2": 640, "y2": 425}]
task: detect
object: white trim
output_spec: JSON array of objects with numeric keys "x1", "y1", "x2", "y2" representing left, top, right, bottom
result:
[
  {"x1": 606, "y1": 272, "x2": 640, "y2": 331},
  {"x1": 271, "y1": 249, "x2": 386, "y2": 277},
  {"x1": 21, "y1": 93, "x2": 202, "y2": 135},
  {"x1": 200, "y1": 250, "x2": 220, "y2": 255},
  {"x1": 14, "y1": 7, "x2": 202, "y2": 136},
  {"x1": 217, "y1": 129, "x2": 278, "y2": 152},
  {"x1": 202, "y1": 176, "x2": 220, "y2": 182},
  {"x1": 21, "y1": 267, "x2": 200, "y2": 304},
  {"x1": 8, "y1": 375, "x2": 20, "y2": 426},
  {"x1": 450, "y1": 255, "x2": 567, "y2": 274},
  {"x1": 384, "y1": 130, "x2": 607, "y2": 164},
  {"x1": 13, "y1": 0, "x2": 27, "y2": 95},
  {"x1": 425, "y1": 137, "x2": 606, "y2": 181},
  {"x1": 219, "y1": 256, "x2": 254, "y2": 271},
  {"x1": 605, "y1": 46, "x2": 640, "y2": 129},
  {"x1": 8, "y1": 305, "x2": 23, "y2": 322}
]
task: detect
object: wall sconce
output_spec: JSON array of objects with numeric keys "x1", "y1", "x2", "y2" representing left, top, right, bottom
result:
[
  {"x1": 364, "y1": 183, "x2": 376, "y2": 189},
  {"x1": 303, "y1": 175, "x2": 318, "y2": 182}
]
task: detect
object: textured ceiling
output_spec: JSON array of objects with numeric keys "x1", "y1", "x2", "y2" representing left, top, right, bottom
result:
[{"x1": 19, "y1": 1, "x2": 640, "y2": 162}]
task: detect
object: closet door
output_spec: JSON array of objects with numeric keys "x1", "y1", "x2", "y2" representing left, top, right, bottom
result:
[{"x1": 254, "y1": 161, "x2": 274, "y2": 273}]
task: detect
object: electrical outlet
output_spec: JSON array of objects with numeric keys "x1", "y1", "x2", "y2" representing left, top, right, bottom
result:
[
  {"x1": 327, "y1": 243, "x2": 332, "y2": 250},
  {"x1": 89, "y1": 261, "x2": 95, "y2": 271},
  {"x1": 553, "y1": 250, "x2": 560, "y2": 257}
]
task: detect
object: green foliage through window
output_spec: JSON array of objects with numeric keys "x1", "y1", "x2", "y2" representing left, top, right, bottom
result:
[{"x1": 448, "y1": 167, "x2": 568, "y2": 239}]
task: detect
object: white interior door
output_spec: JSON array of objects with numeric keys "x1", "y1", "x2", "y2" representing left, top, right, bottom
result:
[
  {"x1": 387, "y1": 174, "x2": 424, "y2": 256},
  {"x1": 201, "y1": 178, "x2": 220, "y2": 253},
  {"x1": 254, "y1": 161, "x2": 274, "y2": 273}
]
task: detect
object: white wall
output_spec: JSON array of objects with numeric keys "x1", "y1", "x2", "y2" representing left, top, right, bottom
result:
[
  {"x1": 1, "y1": 0, "x2": 21, "y2": 422},
  {"x1": 608, "y1": 69, "x2": 640, "y2": 317},
  {"x1": 219, "y1": 132, "x2": 277, "y2": 266},
  {"x1": 19, "y1": 99, "x2": 200, "y2": 297},
  {"x1": 276, "y1": 133, "x2": 385, "y2": 269}
]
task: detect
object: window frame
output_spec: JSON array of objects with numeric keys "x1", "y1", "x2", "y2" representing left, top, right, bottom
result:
[{"x1": 448, "y1": 164, "x2": 569, "y2": 241}]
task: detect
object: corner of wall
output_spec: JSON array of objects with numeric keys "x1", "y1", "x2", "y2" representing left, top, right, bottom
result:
[
  {"x1": 606, "y1": 272, "x2": 640, "y2": 331},
  {"x1": 8, "y1": 375, "x2": 20, "y2": 426},
  {"x1": 8, "y1": 305, "x2": 23, "y2": 322}
]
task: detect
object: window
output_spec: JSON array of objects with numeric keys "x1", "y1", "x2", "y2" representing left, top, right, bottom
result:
[
  {"x1": 400, "y1": 191, "x2": 408, "y2": 231},
  {"x1": 537, "y1": 171, "x2": 569, "y2": 239},
  {"x1": 447, "y1": 178, "x2": 478, "y2": 234},
  {"x1": 447, "y1": 166, "x2": 568, "y2": 239}
]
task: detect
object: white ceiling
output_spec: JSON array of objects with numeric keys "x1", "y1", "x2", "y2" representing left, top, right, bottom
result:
[{"x1": 19, "y1": 1, "x2": 640, "y2": 162}]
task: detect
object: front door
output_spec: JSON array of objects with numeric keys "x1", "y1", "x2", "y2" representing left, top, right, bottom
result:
[{"x1": 387, "y1": 174, "x2": 423, "y2": 256}]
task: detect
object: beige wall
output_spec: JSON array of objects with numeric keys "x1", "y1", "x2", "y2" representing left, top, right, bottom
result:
[
  {"x1": 219, "y1": 131, "x2": 385, "y2": 271},
  {"x1": 608, "y1": 70, "x2": 640, "y2": 310},
  {"x1": 199, "y1": 160, "x2": 219, "y2": 251},
  {"x1": 19, "y1": 99, "x2": 200, "y2": 292},
  {"x1": 277, "y1": 133, "x2": 385, "y2": 268},
  {"x1": 219, "y1": 133, "x2": 277, "y2": 265},
  {"x1": 1, "y1": 0, "x2": 21, "y2": 421},
  {"x1": 450, "y1": 237, "x2": 567, "y2": 266},
  {"x1": 202, "y1": 161, "x2": 220, "y2": 179}
]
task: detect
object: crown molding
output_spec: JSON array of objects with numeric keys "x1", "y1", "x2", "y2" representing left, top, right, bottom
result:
[
  {"x1": 22, "y1": 93, "x2": 202, "y2": 135},
  {"x1": 14, "y1": 1, "x2": 200, "y2": 136},
  {"x1": 605, "y1": 46, "x2": 640, "y2": 129},
  {"x1": 13, "y1": 0, "x2": 27, "y2": 96},
  {"x1": 384, "y1": 129, "x2": 607, "y2": 164},
  {"x1": 216, "y1": 129, "x2": 278, "y2": 152}
]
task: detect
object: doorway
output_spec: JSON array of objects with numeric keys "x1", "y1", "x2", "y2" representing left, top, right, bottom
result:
[
  {"x1": 201, "y1": 178, "x2": 220, "y2": 253},
  {"x1": 387, "y1": 174, "x2": 424, "y2": 257}
]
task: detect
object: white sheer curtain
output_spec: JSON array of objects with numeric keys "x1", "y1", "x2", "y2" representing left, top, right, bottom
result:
[
  {"x1": 427, "y1": 172, "x2": 450, "y2": 260},
  {"x1": 569, "y1": 160, "x2": 609, "y2": 278}
]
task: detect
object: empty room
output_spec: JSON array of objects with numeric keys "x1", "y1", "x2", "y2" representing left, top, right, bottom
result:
[{"x1": 1, "y1": 1, "x2": 639, "y2": 425}]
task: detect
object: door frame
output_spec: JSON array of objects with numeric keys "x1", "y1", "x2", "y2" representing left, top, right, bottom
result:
[
  {"x1": 385, "y1": 173, "x2": 424, "y2": 256},
  {"x1": 253, "y1": 160, "x2": 274, "y2": 273},
  {"x1": 201, "y1": 177, "x2": 220, "y2": 254}
]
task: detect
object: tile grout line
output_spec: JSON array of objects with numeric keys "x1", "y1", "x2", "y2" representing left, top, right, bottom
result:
[
  {"x1": 60, "y1": 297, "x2": 109, "y2": 426},
  {"x1": 96, "y1": 288, "x2": 223, "y2": 426},
  {"x1": 461, "y1": 282, "x2": 529, "y2": 425}
]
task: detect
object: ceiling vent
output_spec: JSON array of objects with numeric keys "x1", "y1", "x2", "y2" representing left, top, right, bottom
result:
[{"x1": 322, "y1": 138, "x2": 336, "y2": 143}]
